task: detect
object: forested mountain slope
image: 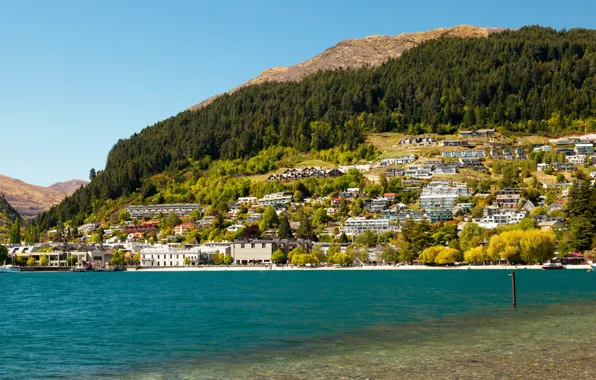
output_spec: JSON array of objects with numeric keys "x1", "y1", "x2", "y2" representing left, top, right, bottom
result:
[
  {"x1": 187, "y1": 25, "x2": 502, "y2": 111},
  {"x1": 38, "y1": 26, "x2": 596, "y2": 230},
  {"x1": 0, "y1": 195, "x2": 21, "y2": 235}
]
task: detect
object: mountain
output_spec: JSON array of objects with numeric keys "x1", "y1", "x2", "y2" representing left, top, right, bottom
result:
[
  {"x1": 49, "y1": 180, "x2": 89, "y2": 195},
  {"x1": 187, "y1": 25, "x2": 504, "y2": 111},
  {"x1": 0, "y1": 194, "x2": 21, "y2": 234},
  {"x1": 38, "y1": 26, "x2": 596, "y2": 230},
  {"x1": 0, "y1": 175, "x2": 72, "y2": 218}
]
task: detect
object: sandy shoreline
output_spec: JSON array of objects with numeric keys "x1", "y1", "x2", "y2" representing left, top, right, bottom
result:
[{"x1": 128, "y1": 264, "x2": 593, "y2": 272}]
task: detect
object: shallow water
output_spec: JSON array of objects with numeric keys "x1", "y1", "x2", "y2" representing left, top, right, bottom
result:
[{"x1": 1, "y1": 270, "x2": 595, "y2": 379}]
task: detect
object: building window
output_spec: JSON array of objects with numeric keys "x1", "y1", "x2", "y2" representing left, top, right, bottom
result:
[{"x1": 251, "y1": 243, "x2": 255, "y2": 248}]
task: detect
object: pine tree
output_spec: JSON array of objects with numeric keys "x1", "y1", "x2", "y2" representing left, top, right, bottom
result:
[
  {"x1": 296, "y1": 213, "x2": 315, "y2": 241},
  {"x1": 278, "y1": 216, "x2": 293, "y2": 239},
  {"x1": 8, "y1": 219, "x2": 21, "y2": 244}
]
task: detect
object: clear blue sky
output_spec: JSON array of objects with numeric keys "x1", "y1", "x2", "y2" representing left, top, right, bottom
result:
[{"x1": 0, "y1": 0, "x2": 594, "y2": 186}]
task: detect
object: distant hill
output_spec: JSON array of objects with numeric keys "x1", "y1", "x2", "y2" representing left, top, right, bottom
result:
[
  {"x1": 49, "y1": 179, "x2": 89, "y2": 195},
  {"x1": 187, "y1": 25, "x2": 503, "y2": 111},
  {"x1": 0, "y1": 175, "x2": 84, "y2": 218}
]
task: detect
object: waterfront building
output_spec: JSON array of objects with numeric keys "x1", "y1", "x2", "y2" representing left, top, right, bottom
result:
[
  {"x1": 232, "y1": 240, "x2": 277, "y2": 264},
  {"x1": 140, "y1": 246, "x2": 201, "y2": 267}
]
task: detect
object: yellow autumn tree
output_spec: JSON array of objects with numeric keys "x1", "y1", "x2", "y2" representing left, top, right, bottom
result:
[
  {"x1": 464, "y1": 246, "x2": 486, "y2": 264},
  {"x1": 419, "y1": 246, "x2": 444, "y2": 264},
  {"x1": 434, "y1": 248, "x2": 462, "y2": 265}
]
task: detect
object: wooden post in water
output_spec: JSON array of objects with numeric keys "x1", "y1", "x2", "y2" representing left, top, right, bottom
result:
[{"x1": 511, "y1": 271, "x2": 517, "y2": 307}]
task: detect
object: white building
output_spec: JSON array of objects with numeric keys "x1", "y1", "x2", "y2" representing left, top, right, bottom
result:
[
  {"x1": 232, "y1": 240, "x2": 277, "y2": 264},
  {"x1": 338, "y1": 164, "x2": 372, "y2": 173},
  {"x1": 140, "y1": 246, "x2": 202, "y2": 267},
  {"x1": 566, "y1": 155, "x2": 586, "y2": 165},
  {"x1": 78, "y1": 223, "x2": 100, "y2": 235},
  {"x1": 340, "y1": 217, "x2": 398, "y2": 236},
  {"x1": 473, "y1": 208, "x2": 527, "y2": 228},
  {"x1": 238, "y1": 197, "x2": 258, "y2": 205},
  {"x1": 258, "y1": 192, "x2": 293, "y2": 206},
  {"x1": 419, "y1": 182, "x2": 470, "y2": 211},
  {"x1": 127, "y1": 204, "x2": 203, "y2": 218},
  {"x1": 227, "y1": 224, "x2": 245, "y2": 232},
  {"x1": 373, "y1": 155, "x2": 416, "y2": 168}
]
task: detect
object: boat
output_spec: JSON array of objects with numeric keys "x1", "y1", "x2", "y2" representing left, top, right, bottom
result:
[
  {"x1": 542, "y1": 262, "x2": 566, "y2": 270},
  {"x1": 591, "y1": 263, "x2": 596, "y2": 271},
  {"x1": 70, "y1": 265, "x2": 92, "y2": 272},
  {"x1": 0, "y1": 263, "x2": 21, "y2": 273}
]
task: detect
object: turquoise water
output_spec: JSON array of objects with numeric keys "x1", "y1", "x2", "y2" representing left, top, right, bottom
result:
[{"x1": 1, "y1": 270, "x2": 596, "y2": 379}]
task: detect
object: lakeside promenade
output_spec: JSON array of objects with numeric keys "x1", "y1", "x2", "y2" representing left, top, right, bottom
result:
[{"x1": 129, "y1": 264, "x2": 593, "y2": 272}]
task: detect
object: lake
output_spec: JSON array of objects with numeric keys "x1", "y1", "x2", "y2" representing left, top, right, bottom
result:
[{"x1": 1, "y1": 270, "x2": 595, "y2": 379}]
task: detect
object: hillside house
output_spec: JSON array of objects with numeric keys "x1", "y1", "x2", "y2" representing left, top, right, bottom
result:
[
  {"x1": 496, "y1": 188, "x2": 522, "y2": 208},
  {"x1": 385, "y1": 168, "x2": 405, "y2": 178},
  {"x1": 565, "y1": 155, "x2": 586, "y2": 165},
  {"x1": 575, "y1": 143, "x2": 594, "y2": 155},
  {"x1": 441, "y1": 140, "x2": 468, "y2": 147},
  {"x1": 459, "y1": 129, "x2": 495, "y2": 138}
]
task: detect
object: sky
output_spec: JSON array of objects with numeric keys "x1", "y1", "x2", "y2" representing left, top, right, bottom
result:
[{"x1": 0, "y1": 0, "x2": 595, "y2": 186}]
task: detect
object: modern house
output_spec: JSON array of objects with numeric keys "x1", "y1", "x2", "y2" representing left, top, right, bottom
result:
[
  {"x1": 496, "y1": 189, "x2": 522, "y2": 208},
  {"x1": 575, "y1": 143, "x2": 595, "y2": 155}
]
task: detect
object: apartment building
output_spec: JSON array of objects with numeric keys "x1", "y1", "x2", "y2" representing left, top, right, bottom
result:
[
  {"x1": 127, "y1": 204, "x2": 203, "y2": 218},
  {"x1": 419, "y1": 182, "x2": 470, "y2": 211}
]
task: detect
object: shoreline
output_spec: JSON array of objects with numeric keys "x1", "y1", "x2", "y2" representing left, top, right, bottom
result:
[
  {"x1": 16, "y1": 264, "x2": 593, "y2": 273},
  {"x1": 127, "y1": 264, "x2": 593, "y2": 272}
]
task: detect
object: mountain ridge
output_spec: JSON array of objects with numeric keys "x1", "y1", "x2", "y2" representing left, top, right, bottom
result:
[
  {"x1": 0, "y1": 175, "x2": 87, "y2": 218},
  {"x1": 187, "y1": 25, "x2": 505, "y2": 111},
  {"x1": 49, "y1": 179, "x2": 90, "y2": 195}
]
